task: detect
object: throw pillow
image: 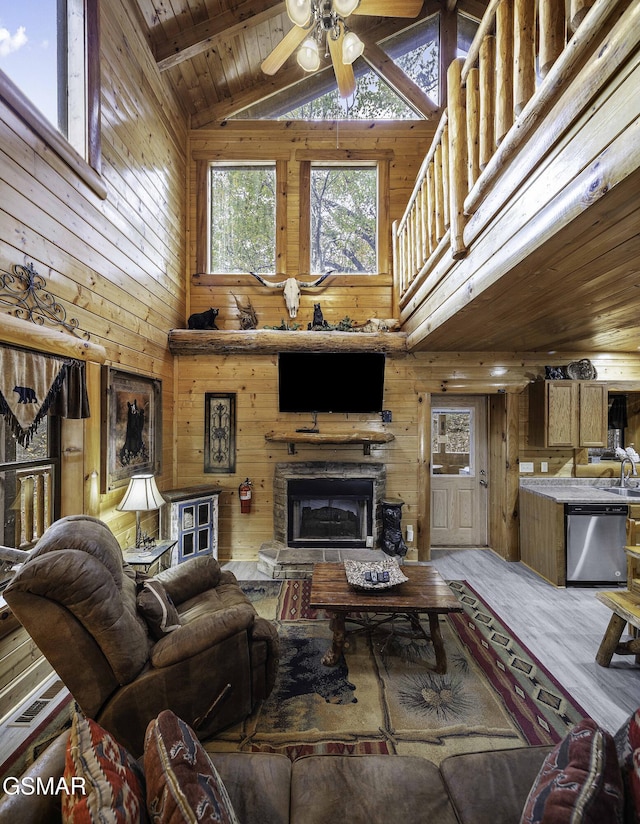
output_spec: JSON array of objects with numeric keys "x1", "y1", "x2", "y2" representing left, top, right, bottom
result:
[
  {"x1": 614, "y1": 708, "x2": 640, "y2": 824},
  {"x1": 137, "y1": 579, "x2": 181, "y2": 640},
  {"x1": 520, "y1": 717, "x2": 624, "y2": 824},
  {"x1": 144, "y1": 709, "x2": 239, "y2": 824},
  {"x1": 62, "y1": 706, "x2": 148, "y2": 823}
]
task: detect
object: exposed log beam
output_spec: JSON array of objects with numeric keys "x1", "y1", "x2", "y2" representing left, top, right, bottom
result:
[
  {"x1": 361, "y1": 38, "x2": 441, "y2": 120},
  {"x1": 155, "y1": 0, "x2": 285, "y2": 72}
]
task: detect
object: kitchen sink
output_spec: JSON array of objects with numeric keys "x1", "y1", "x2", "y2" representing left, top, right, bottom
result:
[{"x1": 597, "y1": 487, "x2": 640, "y2": 497}]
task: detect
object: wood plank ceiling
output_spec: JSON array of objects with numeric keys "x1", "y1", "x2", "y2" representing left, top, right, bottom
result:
[
  {"x1": 130, "y1": 0, "x2": 640, "y2": 354},
  {"x1": 130, "y1": 0, "x2": 472, "y2": 125}
]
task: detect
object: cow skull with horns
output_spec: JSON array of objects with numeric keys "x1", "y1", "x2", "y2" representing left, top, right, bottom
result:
[{"x1": 249, "y1": 271, "x2": 333, "y2": 318}]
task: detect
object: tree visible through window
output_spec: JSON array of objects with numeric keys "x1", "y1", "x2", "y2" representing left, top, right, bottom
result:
[
  {"x1": 310, "y1": 165, "x2": 377, "y2": 274},
  {"x1": 209, "y1": 164, "x2": 276, "y2": 274}
]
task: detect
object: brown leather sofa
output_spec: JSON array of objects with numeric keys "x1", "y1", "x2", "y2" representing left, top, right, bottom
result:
[
  {"x1": 3, "y1": 515, "x2": 279, "y2": 756},
  {"x1": 0, "y1": 728, "x2": 552, "y2": 824}
]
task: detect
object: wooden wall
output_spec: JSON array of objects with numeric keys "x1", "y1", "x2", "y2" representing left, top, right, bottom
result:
[
  {"x1": 186, "y1": 121, "x2": 435, "y2": 330},
  {"x1": 0, "y1": 0, "x2": 187, "y2": 545},
  {"x1": 175, "y1": 344, "x2": 640, "y2": 561}
]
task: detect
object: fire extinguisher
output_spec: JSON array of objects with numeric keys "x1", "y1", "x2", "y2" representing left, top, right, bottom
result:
[{"x1": 239, "y1": 478, "x2": 253, "y2": 514}]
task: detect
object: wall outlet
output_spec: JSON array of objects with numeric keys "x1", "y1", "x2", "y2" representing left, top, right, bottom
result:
[
  {"x1": 519, "y1": 462, "x2": 534, "y2": 473},
  {"x1": 541, "y1": 462, "x2": 549, "y2": 473},
  {"x1": 366, "y1": 536, "x2": 374, "y2": 548}
]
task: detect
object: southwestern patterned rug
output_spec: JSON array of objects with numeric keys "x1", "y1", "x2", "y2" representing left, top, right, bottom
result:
[{"x1": 205, "y1": 579, "x2": 589, "y2": 765}]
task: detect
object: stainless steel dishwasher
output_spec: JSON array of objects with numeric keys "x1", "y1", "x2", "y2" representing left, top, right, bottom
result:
[{"x1": 565, "y1": 503, "x2": 628, "y2": 585}]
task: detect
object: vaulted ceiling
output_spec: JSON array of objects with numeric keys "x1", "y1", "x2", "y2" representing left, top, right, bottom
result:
[{"x1": 132, "y1": 0, "x2": 488, "y2": 126}]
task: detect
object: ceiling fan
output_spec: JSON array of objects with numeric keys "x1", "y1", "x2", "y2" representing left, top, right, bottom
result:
[{"x1": 261, "y1": 0, "x2": 424, "y2": 98}]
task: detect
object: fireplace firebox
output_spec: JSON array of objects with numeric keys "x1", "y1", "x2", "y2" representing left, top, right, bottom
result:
[{"x1": 287, "y1": 478, "x2": 374, "y2": 548}]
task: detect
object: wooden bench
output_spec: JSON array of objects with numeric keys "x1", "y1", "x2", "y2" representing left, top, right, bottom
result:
[{"x1": 596, "y1": 519, "x2": 640, "y2": 667}]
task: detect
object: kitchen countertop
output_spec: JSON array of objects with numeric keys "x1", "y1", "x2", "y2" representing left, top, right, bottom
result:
[{"x1": 520, "y1": 481, "x2": 640, "y2": 504}]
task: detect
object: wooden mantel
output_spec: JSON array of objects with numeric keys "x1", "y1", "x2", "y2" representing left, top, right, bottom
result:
[
  {"x1": 265, "y1": 429, "x2": 395, "y2": 456},
  {"x1": 168, "y1": 329, "x2": 408, "y2": 355}
]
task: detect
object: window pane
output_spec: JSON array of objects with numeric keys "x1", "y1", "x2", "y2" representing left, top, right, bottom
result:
[
  {"x1": 0, "y1": 0, "x2": 88, "y2": 158},
  {"x1": 209, "y1": 164, "x2": 276, "y2": 274},
  {"x1": 431, "y1": 409, "x2": 474, "y2": 476},
  {"x1": 310, "y1": 165, "x2": 377, "y2": 274},
  {"x1": 0, "y1": 4, "x2": 60, "y2": 128}
]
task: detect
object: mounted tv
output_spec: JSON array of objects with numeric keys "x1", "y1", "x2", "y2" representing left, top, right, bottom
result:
[{"x1": 278, "y1": 352, "x2": 385, "y2": 414}]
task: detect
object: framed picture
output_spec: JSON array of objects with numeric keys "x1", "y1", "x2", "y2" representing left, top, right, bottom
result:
[
  {"x1": 102, "y1": 367, "x2": 162, "y2": 492},
  {"x1": 204, "y1": 393, "x2": 236, "y2": 474}
]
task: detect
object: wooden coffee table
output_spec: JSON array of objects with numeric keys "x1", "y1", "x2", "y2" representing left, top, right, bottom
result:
[{"x1": 309, "y1": 562, "x2": 463, "y2": 674}]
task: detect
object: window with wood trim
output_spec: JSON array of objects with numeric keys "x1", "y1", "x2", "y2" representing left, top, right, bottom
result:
[
  {"x1": 208, "y1": 162, "x2": 277, "y2": 274},
  {"x1": 0, "y1": 415, "x2": 60, "y2": 558},
  {"x1": 0, "y1": 0, "x2": 102, "y2": 186},
  {"x1": 309, "y1": 163, "x2": 378, "y2": 275}
]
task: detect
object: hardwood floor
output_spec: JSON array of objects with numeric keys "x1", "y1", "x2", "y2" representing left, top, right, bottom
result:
[{"x1": 223, "y1": 548, "x2": 640, "y2": 734}]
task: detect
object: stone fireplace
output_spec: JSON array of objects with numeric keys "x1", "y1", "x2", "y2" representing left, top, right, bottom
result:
[{"x1": 274, "y1": 462, "x2": 386, "y2": 550}]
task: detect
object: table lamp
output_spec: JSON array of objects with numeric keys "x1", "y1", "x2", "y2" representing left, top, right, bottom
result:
[{"x1": 117, "y1": 474, "x2": 165, "y2": 548}]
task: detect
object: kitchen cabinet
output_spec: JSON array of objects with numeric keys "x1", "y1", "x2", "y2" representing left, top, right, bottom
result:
[{"x1": 528, "y1": 380, "x2": 608, "y2": 448}]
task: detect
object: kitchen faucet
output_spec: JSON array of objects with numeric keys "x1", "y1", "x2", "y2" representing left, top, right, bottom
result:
[{"x1": 617, "y1": 447, "x2": 639, "y2": 487}]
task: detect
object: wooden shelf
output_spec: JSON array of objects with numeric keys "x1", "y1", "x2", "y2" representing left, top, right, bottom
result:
[
  {"x1": 265, "y1": 429, "x2": 394, "y2": 455},
  {"x1": 168, "y1": 329, "x2": 408, "y2": 355}
]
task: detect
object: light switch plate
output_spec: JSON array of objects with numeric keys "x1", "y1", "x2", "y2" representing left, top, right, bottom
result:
[{"x1": 519, "y1": 462, "x2": 534, "y2": 473}]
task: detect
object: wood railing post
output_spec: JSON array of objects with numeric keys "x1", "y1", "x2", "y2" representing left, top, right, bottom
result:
[
  {"x1": 514, "y1": 0, "x2": 536, "y2": 115},
  {"x1": 539, "y1": 0, "x2": 566, "y2": 78},
  {"x1": 570, "y1": 0, "x2": 595, "y2": 31},
  {"x1": 447, "y1": 58, "x2": 468, "y2": 259},
  {"x1": 466, "y1": 67, "x2": 480, "y2": 189},
  {"x1": 495, "y1": 0, "x2": 514, "y2": 145},
  {"x1": 479, "y1": 35, "x2": 496, "y2": 170}
]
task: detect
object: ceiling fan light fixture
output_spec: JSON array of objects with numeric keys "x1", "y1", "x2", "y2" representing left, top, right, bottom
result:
[
  {"x1": 285, "y1": 0, "x2": 312, "y2": 27},
  {"x1": 297, "y1": 37, "x2": 321, "y2": 72},
  {"x1": 342, "y1": 30, "x2": 364, "y2": 64},
  {"x1": 333, "y1": 0, "x2": 359, "y2": 16}
]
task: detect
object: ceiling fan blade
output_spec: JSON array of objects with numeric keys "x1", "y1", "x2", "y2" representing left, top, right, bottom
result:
[
  {"x1": 328, "y1": 28, "x2": 356, "y2": 98},
  {"x1": 353, "y1": 0, "x2": 423, "y2": 17},
  {"x1": 261, "y1": 25, "x2": 308, "y2": 75}
]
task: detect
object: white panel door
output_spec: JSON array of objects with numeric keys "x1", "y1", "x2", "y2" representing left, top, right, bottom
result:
[{"x1": 430, "y1": 396, "x2": 488, "y2": 546}]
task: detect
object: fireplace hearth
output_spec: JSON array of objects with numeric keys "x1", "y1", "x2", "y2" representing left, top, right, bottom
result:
[
  {"x1": 288, "y1": 478, "x2": 374, "y2": 548},
  {"x1": 273, "y1": 462, "x2": 386, "y2": 550}
]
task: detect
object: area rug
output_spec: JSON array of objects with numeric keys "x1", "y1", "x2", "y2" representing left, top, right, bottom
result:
[{"x1": 205, "y1": 579, "x2": 589, "y2": 765}]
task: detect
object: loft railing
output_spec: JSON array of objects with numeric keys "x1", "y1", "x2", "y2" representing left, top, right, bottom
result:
[{"x1": 393, "y1": 0, "x2": 630, "y2": 304}]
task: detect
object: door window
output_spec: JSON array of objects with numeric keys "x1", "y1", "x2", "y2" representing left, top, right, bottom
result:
[{"x1": 431, "y1": 408, "x2": 474, "y2": 476}]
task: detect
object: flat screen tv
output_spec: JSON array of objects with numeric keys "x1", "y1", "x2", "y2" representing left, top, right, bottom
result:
[{"x1": 278, "y1": 352, "x2": 385, "y2": 414}]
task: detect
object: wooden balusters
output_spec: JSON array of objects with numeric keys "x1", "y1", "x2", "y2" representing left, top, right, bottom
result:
[
  {"x1": 570, "y1": 0, "x2": 595, "y2": 32},
  {"x1": 478, "y1": 35, "x2": 495, "y2": 171},
  {"x1": 539, "y1": 0, "x2": 566, "y2": 78},
  {"x1": 447, "y1": 58, "x2": 468, "y2": 259},
  {"x1": 513, "y1": 0, "x2": 536, "y2": 115},
  {"x1": 495, "y1": 0, "x2": 514, "y2": 146},
  {"x1": 466, "y1": 67, "x2": 480, "y2": 189}
]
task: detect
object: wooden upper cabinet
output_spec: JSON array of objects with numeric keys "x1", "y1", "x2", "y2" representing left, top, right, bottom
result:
[{"x1": 529, "y1": 380, "x2": 608, "y2": 448}]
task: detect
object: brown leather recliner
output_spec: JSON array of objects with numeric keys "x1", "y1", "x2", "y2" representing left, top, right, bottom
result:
[{"x1": 4, "y1": 515, "x2": 279, "y2": 756}]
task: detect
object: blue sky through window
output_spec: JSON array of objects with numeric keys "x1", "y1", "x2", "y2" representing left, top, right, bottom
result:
[{"x1": 0, "y1": 5, "x2": 59, "y2": 128}]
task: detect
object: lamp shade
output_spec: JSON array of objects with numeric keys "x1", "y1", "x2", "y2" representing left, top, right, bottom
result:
[
  {"x1": 342, "y1": 30, "x2": 364, "y2": 64},
  {"x1": 286, "y1": 0, "x2": 312, "y2": 26},
  {"x1": 117, "y1": 474, "x2": 165, "y2": 513},
  {"x1": 297, "y1": 38, "x2": 321, "y2": 71},
  {"x1": 333, "y1": 0, "x2": 359, "y2": 16}
]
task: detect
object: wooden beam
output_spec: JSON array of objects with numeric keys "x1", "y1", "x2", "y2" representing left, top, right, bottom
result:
[
  {"x1": 168, "y1": 329, "x2": 408, "y2": 355},
  {"x1": 0, "y1": 312, "x2": 107, "y2": 363},
  {"x1": 155, "y1": 0, "x2": 286, "y2": 72},
  {"x1": 361, "y1": 38, "x2": 440, "y2": 120}
]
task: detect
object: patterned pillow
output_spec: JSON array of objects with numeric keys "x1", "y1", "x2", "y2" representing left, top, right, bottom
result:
[
  {"x1": 137, "y1": 579, "x2": 181, "y2": 640},
  {"x1": 614, "y1": 708, "x2": 640, "y2": 824},
  {"x1": 144, "y1": 710, "x2": 239, "y2": 824},
  {"x1": 62, "y1": 707, "x2": 148, "y2": 823},
  {"x1": 520, "y1": 718, "x2": 624, "y2": 824}
]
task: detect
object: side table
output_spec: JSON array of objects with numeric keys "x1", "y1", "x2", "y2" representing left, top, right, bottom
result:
[{"x1": 123, "y1": 540, "x2": 177, "y2": 575}]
